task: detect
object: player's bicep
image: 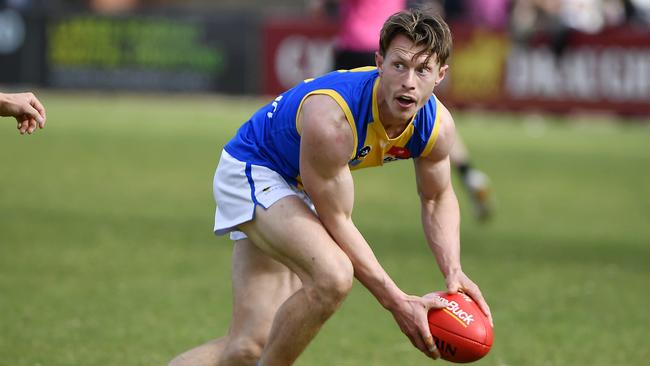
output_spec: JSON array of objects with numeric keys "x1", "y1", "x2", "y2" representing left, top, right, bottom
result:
[
  {"x1": 299, "y1": 95, "x2": 355, "y2": 220},
  {"x1": 414, "y1": 155, "x2": 452, "y2": 201}
]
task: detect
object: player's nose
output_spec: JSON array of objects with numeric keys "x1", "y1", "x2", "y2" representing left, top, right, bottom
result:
[{"x1": 401, "y1": 69, "x2": 416, "y2": 89}]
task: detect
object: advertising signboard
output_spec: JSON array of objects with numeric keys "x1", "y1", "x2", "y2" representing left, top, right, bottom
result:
[{"x1": 46, "y1": 12, "x2": 259, "y2": 93}]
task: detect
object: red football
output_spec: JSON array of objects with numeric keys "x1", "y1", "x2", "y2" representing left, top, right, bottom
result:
[{"x1": 427, "y1": 292, "x2": 493, "y2": 363}]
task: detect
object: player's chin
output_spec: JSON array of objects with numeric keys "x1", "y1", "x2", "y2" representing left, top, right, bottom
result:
[{"x1": 398, "y1": 109, "x2": 416, "y2": 120}]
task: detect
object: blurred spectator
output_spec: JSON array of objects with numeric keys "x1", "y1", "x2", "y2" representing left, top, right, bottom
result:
[
  {"x1": 425, "y1": 0, "x2": 510, "y2": 29},
  {"x1": 510, "y1": 0, "x2": 639, "y2": 57},
  {"x1": 408, "y1": 0, "x2": 510, "y2": 29},
  {"x1": 629, "y1": 0, "x2": 650, "y2": 24},
  {"x1": 309, "y1": 0, "x2": 406, "y2": 70},
  {"x1": 89, "y1": 0, "x2": 139, "y2": 13},
  {"x1": 560, "y1": 0, "x2": 619, "y2": 33},
  {"x1": 465, "y1": 0, "x2": 510, "y2": 28}
]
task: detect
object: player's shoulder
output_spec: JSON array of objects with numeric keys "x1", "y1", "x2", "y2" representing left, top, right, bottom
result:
[
  {"x1": 296, "y1": 68, "x2": 376, "y2": 105},
  {"x1": 300, "y1": 94, "x2": 355, "y2": 163},
  {"x1": 300, "y1": 69, "x2": 377, "y2": 136}
]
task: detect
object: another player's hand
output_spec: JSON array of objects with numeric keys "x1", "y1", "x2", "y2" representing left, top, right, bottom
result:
[
  {"x1": 0, "y1": 92, "x2": 47, "y2": 135},
  {"x1": 389, "y1": 292, "x2": 448, "y2": 360},
  {"x1": 445, "y1": 270, "x2": 493, "y2": 326}
]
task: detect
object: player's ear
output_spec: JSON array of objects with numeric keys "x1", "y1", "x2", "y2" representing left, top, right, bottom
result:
[
  {"x1": 375, "y1": 51, "x2": 384, "y2": 74},
  {"x1": 435, "y1": 64, "x2": 449, "y2": 86}
]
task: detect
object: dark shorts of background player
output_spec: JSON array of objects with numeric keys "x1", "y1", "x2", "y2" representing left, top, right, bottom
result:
[{"x1": 334, "y1": 49, "x2": 376, "y2": 70}]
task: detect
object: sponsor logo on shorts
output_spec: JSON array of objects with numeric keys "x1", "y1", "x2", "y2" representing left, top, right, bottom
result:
[{"x1": 260, "y1": 186, "x2": 278, "y2": 195}]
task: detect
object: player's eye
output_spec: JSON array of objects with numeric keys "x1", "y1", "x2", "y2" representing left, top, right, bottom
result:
[
  {"x1": 394, "y1": 62, "x2": 404, "y2": 70},
  {"x1": 418, "y1": 67, "x2": 431, "y2": 75}
]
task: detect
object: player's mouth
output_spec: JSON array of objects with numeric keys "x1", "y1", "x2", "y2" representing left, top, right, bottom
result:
[{"x1": 395, "y1": 94, "x2": 416, "y2": 109}]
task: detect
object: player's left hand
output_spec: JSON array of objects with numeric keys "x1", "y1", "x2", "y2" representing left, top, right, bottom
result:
[
  {"x1": 389, "y1": 292, "x2": 448, "y2": 360},
  {"x1": 445, "y1": 270, "x2": 493, "y2": 326},
  {"x1": 0, "y1": 92, "x2": 47, "y2": 135}
]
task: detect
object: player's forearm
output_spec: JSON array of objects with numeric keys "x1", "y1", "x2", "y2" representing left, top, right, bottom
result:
[
  {"x1": 321, "y1": 215, "x2": 406, "y2": 309},
  {"x1": 420, "y1": 185, "x2": 462, "y2": 277}
]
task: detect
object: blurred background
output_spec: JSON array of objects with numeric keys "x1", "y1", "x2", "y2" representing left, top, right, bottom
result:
[
  {"x1": 1, "y1": 0, "x2": 650, "y2": 114},
  {"x1": 1, "y1": 1, "x2": 649, "y2": 366}
]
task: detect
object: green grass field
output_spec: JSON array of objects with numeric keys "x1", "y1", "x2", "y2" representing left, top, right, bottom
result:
[{"x1": 1, "y1": 92, "x2": 649, "y2": 366}]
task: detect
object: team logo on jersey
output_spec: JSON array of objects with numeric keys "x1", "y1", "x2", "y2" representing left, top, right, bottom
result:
[
  {"x1": 383, "y1": 146, "x2": 411, "y2": 162},
  {"x1": 349, "y1": 145, "x2": 371, "y2": 167}
]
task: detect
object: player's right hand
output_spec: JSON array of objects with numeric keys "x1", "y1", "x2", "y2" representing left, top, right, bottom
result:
[{"x1": 445, "y1": 270, "x2": 493, "y2": 327}]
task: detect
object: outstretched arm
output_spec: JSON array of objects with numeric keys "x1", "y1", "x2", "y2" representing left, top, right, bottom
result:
[
  {"x1": 0, "y1": 92, "x2": 47, "y2": 135},
  {"x1": 414, "y1": 103, "x2": 493, "y2": 325},
  {"x1": 299, "y1": 94, "x2": 446, "y2": 359}
]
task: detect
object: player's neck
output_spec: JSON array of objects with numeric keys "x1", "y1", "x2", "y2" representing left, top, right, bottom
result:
[
  {"x1": 379, "y1": 117, "x2": 410, "y2": 139},
  {"x1": 376, "y1": 86, "x2": 412, "y2": 138},
  {"x1": 377, "y1": 104, "x2": 412, "y2": 139}
]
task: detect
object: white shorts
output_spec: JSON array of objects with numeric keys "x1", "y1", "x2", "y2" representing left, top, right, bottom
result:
[{"x1": 213, "y1": 150, "x2": 314, "y2": 241}]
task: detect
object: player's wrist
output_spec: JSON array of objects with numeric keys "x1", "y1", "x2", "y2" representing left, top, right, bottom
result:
[
  {"x1": 442, "y1": 265, "x2": 462, "y2": 279},
  {"x1": 379, "y1": 289, "x2": 408, "y2": 311}
]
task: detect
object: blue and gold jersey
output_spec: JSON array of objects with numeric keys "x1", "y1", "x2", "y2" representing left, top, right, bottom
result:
[{"x1": 224, "y1": 67, "x2": 441, "y2": 186}]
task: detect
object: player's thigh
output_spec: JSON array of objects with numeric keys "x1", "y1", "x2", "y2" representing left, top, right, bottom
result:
[
  {"x1": 228, "y1": 238, "x2": 300, "y2": 341},
  {"x1": 238, "y1": 195, "x2": 352, "y2": 285}
]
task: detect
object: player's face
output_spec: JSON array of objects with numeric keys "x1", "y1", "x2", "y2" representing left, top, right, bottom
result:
[{"x1": 376, "y1": 34, "x2": 447, "y2": 123}]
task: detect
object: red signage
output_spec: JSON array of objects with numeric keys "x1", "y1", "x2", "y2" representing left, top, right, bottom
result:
[
  {"x1": 261, "y1": 19, "x2": 650, "y2": 116},
  {"x1": 447, "y1": 24, "x2": 650, "y2": 116},
  {"x1": 262, "y1": 19, "x2": 337, "y2": 95}
]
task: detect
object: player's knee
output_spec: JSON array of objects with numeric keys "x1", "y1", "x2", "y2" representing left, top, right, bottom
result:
[
  {"x1": 221, "y1": 337, "x2": 264, "y2": 365},
  {"x1": 308, "y1": 255, "x2": 353, "y2": 309}
]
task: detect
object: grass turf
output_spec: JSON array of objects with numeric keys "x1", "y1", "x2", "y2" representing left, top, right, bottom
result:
[{"x1": 1, "y1": 92, "x2": 648, "y2": 365}]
